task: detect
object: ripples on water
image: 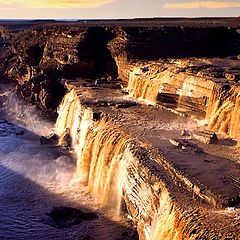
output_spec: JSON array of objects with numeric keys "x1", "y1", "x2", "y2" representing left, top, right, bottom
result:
[{"x1": 0, "y1": 85, "x2": 134, "y2": 240}]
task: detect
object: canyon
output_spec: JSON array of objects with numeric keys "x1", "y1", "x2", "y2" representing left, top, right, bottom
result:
[{"x1": 0, "y1": 18, "x2": 240, "y2": 239}]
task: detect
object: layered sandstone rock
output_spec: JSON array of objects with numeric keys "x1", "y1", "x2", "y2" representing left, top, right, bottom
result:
[{"x1": 0, "y1": 26, "x2": 118, "y2": 115}]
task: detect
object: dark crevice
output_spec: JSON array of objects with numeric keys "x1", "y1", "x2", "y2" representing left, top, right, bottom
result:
[
  {"x1": 17, "y1": 70, "x2": 67, "y2": 120},
  {"x1": 76, "y1": 27, "x2": 118, "y2": 79},
  {"x1": 26, "y1": 44, "x2": 44, "y2": 66}
]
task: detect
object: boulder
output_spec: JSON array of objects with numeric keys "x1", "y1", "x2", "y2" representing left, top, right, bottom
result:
[
  {"x1": 181, "y1": 129, "x2": 192, "y2": 137},
  {"x1": 209, "y1": 133, "x2": 218, "y2": 144},
  {"x1": 40, "y1": 133, "x2": 59, "y2": 145}
]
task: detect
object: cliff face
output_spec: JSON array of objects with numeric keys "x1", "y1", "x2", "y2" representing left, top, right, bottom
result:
[
  {"x1": 1, "y1": 24, "x2": 239, "y2": 118},
  {"x1": 0, "y1": 26, "x2": 117, "y2": 116},
  {"x1": 110, "y1": 26, "x2": 240, "y2": 61}
]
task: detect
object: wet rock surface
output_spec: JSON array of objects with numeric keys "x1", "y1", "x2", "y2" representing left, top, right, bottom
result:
[
  {"x1": 46, "y1": 206, "x2": 99, "y2": 229},
  {"x1": 40, "y1": 133, "x2": 59, "y2": 145}
]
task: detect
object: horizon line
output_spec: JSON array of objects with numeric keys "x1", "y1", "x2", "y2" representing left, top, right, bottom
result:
[{"x1": 0, "y1": 16, "x2": 239, "y2": 21}]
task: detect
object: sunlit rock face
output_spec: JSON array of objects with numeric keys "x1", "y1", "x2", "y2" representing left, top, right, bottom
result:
[{"x1": 0, "y1": 27, "x2": 80, "y2": 114}]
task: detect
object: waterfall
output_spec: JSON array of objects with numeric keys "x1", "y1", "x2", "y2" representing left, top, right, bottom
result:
[
  {"x1": 77, "y1": 116, "x2": 132, "y2": 213},
  {"x1": 150, "y1": 190, "x2": 180, "y2": 240},
  {"x1": 127, "y1": 65, "x2": 240, "y2": 143},
  {"x1": 55, "y1": 90, "x2": 132, "y2": 217},
  {"x1": 127, "y1": 66, "x2": 211, "y2": 115},
  {"x1": 127, "y1": 67, "x2": 169, "y2": 105},
  {"x1": 55, "y1": 88, "x2": 220, "y2": 239},
  {"x1": 55, "y1": 89, "x2": 77, "y2": 138},
  {"x1": 206, "y1": 84, "x2": 240, "y2": 142}
]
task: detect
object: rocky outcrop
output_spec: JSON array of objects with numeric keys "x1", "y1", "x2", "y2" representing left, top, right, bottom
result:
[{"x1": 0, "y1": 26, "x2": 118, "y2": 116}]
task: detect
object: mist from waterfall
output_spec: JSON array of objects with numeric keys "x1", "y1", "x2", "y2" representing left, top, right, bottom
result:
[
  {"x1": 0, "y1": 84, "x2": 133, "y2": 239},
  {"x1": 0, "y1": 84, "x2": 53, "y2": 136}
]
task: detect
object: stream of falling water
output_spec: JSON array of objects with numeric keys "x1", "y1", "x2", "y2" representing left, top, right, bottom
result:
[
  {"x1": 127, "y1": 68, "x2": 168, "y2": 105},
  {"x1": 55, "y1": 90, "x2": 132, "y2": 218},
  {"x1": 206, "y1": 84, "x2": 240, "y2": 142},
  {"x1": 0, "y1": 85, "x2": 134, "y2": 240}
]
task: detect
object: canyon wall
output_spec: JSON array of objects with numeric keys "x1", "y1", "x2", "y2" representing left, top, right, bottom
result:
[{"x1": 0, "y1": 26, "x2": 117, "y2": 117}]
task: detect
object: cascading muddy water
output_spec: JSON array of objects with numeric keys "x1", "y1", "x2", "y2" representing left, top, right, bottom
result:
[
  {"x1": 127, "y1": 65, "x2": 204, "y2": 113},
  {"x1": 55, "y1": 90, "x2": 132, "y2": 217},
  {"x1": 127, "y1": 64, "x2": 240, "y2": 144},
  {"x1": 55, "y1": 87, "x2": 225, "y2": 240},
  {"x1": 206, "y1": 84, "x2": 240, "y2": 142},
  {"x1": 0, "y1": 84, "x2": 135, "y2": 240},
  {"x1": 80, "y1": 121, "x2": 131, "y2": 214},
  {"x1": 127, "y1": 67, "x2": 168, "y2": 105},
  {"x1": 55, "y1": 88, "x2": 204, "y2": 240}
]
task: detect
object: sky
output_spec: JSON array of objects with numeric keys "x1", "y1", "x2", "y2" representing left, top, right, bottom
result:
[{"x1": 0, "y1": 0, "x2": 239, "y2": 19}]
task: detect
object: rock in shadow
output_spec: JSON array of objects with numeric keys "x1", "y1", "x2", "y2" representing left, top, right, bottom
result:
[
  {"x1": 46, "y1": 206, "x2": 99, "y2": 229},
  {"x1": 169, "y1": 138, "x2": 205, "y2": 154},
  {"x1": 217, "y1": 138, "x2": 238, "y2": 146},
  {"x1": 40, "y1": 133, "x2": 59, "y2": 145}
]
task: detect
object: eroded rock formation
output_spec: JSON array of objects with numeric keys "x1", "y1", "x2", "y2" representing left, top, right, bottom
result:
[
  {"x1": 0, "y1": 25, "x2": 118, "y2": 117},
  {"x1": 0, "y1": 20, "x2": 240, "y2": 239}
]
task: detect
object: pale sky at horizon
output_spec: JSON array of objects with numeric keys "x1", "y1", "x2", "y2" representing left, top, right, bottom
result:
[{"x1": 0, "y1": 0, "x2": 239, "y2": 19}]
